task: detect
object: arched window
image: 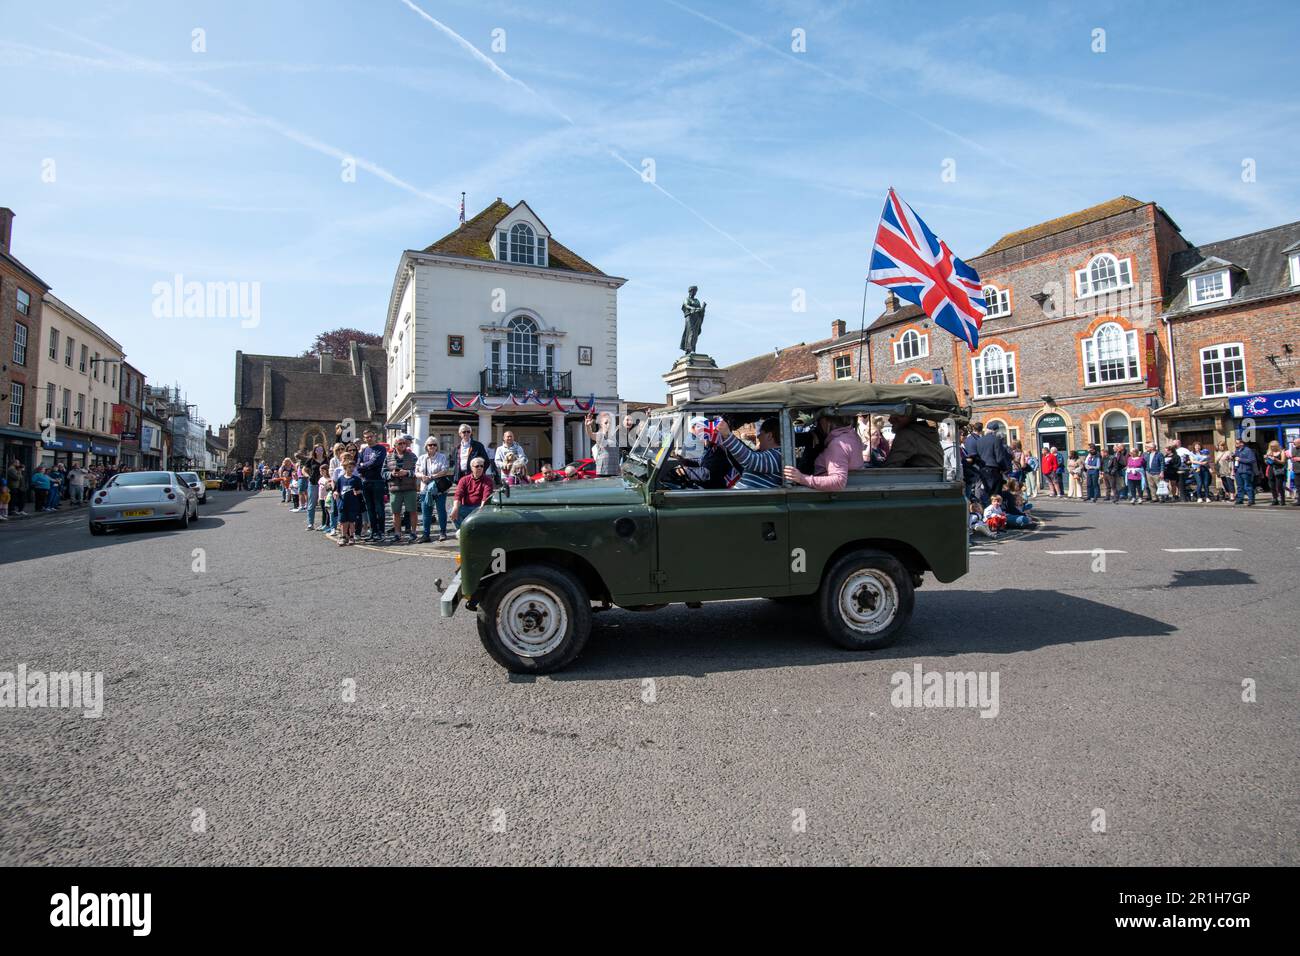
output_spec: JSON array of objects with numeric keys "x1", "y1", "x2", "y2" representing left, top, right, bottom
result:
[
  {"x1": 506, "y1": 315, "x2": 539, "y2": 373},
  {"x1": 508, "y1": 223, "x2": 536, "y2": 265},
  {"x1": 971, "y1": 344, "x2": 1016, "y2": 398},
  {"x1": 903, "y1": 373, "x2": 925, "y2": 384},
  {"x1": 892, "y1": 328, "x2": 928, "y2": 363},
  {"x1": 1076, "y1": 253, "x2": 1133, "y2": 297},
  {"x1": 1082, "y1": 321, "x2": 1140, "y2": 385},
  {"x1": 1102, "y1": 411, "x2": 1130, "y2": 446},
  {"x1": 982, "y1": 285, "x2": 1010, "y2": 318}
]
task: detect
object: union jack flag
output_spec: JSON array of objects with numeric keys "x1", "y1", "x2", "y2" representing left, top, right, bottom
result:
[{"x1": 867, "y1": 188, "x2": 985, "y2": 351}]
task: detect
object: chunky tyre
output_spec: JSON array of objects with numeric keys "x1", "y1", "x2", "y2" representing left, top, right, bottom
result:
[
  {"x1": 89, "y1": 522, "x2": 106, "y2": 536},
  {"x1": 476, "y1": 565, "x2": 592, "y2": 674},
  {"x1": 817, "y1": 549, "x2": 915, "y2": 651}
]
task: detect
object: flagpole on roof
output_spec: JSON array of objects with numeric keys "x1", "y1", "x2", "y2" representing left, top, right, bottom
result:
[{"x1": 855, "y1": 278, "x2": 869, "y2": 381}]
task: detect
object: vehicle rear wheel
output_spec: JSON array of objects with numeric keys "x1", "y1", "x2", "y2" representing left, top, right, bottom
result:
[
  {"x1": 476, "y1": 565, "x2": 591, "y2": 674},
  {"x1": 817, "y1": 549, "x2": 914, "y2": 651},
  {"x1": 89, "y1": 522, "x2": 106, "y2": 536},
  {"x1": 175, "y1": 505, "x2": 189, "y2": 529}
]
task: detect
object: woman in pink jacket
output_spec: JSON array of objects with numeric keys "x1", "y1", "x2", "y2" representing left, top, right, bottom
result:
[{"x1": 783, "y1": 415, "x2": 865, "y2": 491}]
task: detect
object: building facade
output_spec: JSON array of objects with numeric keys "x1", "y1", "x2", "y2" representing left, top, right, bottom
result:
[
  {"x1": 862, "y1": 197, "x2": 1190, "y2": 456},
  {"x1": 35, "y1": 293, "x2": 125, "y2": 468},
  {"x1": 1156, "y1": 221, "x2": 1300, "y2": 457},
  {"x1": 229, "y1": 341, "x2": 386, "y2": 465},
  {"x1": 0, "y1": 207, "x2": 51, "y2": 473},
  {"x1": 384, "y1": 199, "x2": 626, "y2": 468},
  {"x1": 117, "y1": 361, "x2": 145, "y2": 469}
]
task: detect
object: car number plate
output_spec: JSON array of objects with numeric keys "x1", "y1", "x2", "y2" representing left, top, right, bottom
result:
[{"x1": 122, "y1": 509, "x2": 153, "y2": 517}]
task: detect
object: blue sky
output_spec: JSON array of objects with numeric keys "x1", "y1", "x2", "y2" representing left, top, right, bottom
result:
[{"x1": 2, "y1": 0, "x2": 1297, "y2": 425}]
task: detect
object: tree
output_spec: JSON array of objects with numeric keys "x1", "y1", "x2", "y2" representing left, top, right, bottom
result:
[{"x1": 304, "y1": 328, "x2": 382, "y2": 358}]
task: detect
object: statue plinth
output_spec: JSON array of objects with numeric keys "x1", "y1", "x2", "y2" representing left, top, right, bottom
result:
[{"x1": 663, "y1": 353, "x2": 723, "y2": 405}]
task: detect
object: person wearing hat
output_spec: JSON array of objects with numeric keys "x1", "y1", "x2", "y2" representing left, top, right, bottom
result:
[
  {"x1": 882, "y1": 411, "x2": 943, "y2": 469},
  {"x1": 384, "y1": 434, "x2": 420, "y2": 543},
  {"x1": 972, "y1": 420, "x2": 1013, "y2": 506}
]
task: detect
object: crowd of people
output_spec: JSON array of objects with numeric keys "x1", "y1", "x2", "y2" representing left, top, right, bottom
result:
[
  {"x1": 266, "y1": 410, "x2": 623, "y2": 546},
  {"x1": 957, "y1": 421, "x2": 1300, "y2": 539},
  {"x1": 1, "y1": 460, "x2": 131, "y2": 520}
]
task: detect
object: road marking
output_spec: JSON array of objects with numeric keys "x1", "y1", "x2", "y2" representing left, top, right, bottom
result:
[
  {"x1": 1045, "y1": 549, "x2": 1127, "y2": 555},
  {"x1": 1162, "y1": 547, "x2": 1243, "y2": 553},
  {"x1": 970, "y1": 551, "x2": 999, "y2": 556}
]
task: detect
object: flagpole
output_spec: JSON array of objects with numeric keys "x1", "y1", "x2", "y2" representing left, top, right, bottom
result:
[{"x1": 856, "y1": 278, "x2": 869, "y2": 381}]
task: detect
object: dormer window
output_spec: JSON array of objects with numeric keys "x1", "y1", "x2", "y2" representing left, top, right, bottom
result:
[
  {"x1": 1189, "y1": 269, "x2": 1231, "y2": 306},
  {"x1": 1075, "y1": 253, "x2": 1132, "y2": 298},
  {"x1": 982, "y1": 285, "x2": 1010, "y2": 318},
  {"x1": 1289, "y1": 252, "x2": 1299, "y2": 287},
  {"x1": 495, "y1": 222, "x2": 548, "y2": 266}
]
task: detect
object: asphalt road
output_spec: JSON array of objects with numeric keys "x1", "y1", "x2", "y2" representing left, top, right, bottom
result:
[{"x1": 1, "y1": 489, "x2": 1296, "y2": 865}]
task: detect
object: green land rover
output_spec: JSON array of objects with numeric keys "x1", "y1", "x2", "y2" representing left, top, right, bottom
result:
[{"x1": 439, "y1": 381, "x2": 970, "y2": 673}]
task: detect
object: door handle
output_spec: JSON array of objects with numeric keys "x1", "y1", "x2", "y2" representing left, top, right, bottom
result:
[{"x1": 761, "y1": 521, "x2": 777, "y2": 542}]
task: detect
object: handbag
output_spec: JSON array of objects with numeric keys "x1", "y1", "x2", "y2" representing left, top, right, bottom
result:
[{"x1": 434, "y1": 474, "x2": 454, "y2": 493}]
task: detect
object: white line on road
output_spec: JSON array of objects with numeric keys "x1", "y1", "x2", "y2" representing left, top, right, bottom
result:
[
  {"x1": 970, "y1": 551, "x2": 999, "y2": 556},
  {"x1": 1045, "y1": 550, "x2": 1127, "y2": 555},
  {"x1": 1162, "y1": 547, "x2": 1243, "y2": 553}
]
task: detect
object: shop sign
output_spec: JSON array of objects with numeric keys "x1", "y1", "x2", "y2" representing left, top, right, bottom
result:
[
  {"x1": 1144, "y1": 332, "x2": 1160, "y2": 388},
  {"x1": 1230, "y1": 389, "x2": 1300, "y2": 419},
  {"x1": 1037, "y1": 413, "x2": 1067, "y2": 430}
]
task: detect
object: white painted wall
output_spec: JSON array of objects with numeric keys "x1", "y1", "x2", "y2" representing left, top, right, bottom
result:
[{"x1": 408, "y1": 259, "x2": 619, "y2": 399}]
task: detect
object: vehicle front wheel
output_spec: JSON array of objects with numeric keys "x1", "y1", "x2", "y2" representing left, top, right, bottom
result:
[
  {"x1": 817, "y1": 549, "x2": 914, "y2": 651},
  {"x1": 476, "y1": 565, "x2": 592, "y2": 673}
]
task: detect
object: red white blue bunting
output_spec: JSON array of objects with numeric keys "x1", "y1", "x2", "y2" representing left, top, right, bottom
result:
[{"x1": 445, "y1": 390, "x2": 595, "y2": 412}]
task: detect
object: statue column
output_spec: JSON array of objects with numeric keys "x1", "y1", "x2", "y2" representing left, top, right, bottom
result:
[{"x1": 550, "y1": 411, "x2": 566, "y2": 468}]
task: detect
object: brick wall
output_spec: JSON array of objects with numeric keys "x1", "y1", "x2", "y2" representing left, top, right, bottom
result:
[
  {"x1": 1169, "y1": 295, "x2": 1300, "y2": 402},
  {"x1": 0, "y1": 262, "x2": 45, "y2": 432}
]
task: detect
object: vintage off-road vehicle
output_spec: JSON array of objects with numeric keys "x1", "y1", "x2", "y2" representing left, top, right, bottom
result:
[{"x1": 440, "y1": 381, "x2": 970, "y2": 673}]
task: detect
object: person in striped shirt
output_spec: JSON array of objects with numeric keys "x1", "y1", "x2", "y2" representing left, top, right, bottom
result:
[{"x1": 715, "y1": 417, "x2": 783, "y2": 489}]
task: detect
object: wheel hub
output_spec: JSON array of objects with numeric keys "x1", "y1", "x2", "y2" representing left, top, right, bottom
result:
[
  {"x1": 497, "y1": 585, "x2": 568, "y2": 657},
  {"x1": 838, "y1": 569, "x2": 898, "y2": 634}
]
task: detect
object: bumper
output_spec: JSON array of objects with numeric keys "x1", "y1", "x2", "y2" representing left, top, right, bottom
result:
[
  {"x1": 88, "y1": 506, "x2": 182, "y2": 524},
  {"x1": 440, "y1": 571, "x2": 463, "y2": 618}
]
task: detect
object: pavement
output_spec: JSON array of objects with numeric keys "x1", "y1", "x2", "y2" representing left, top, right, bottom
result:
[{"x1": 1, "y1": 488, "x2": 1296, "y2": 865}]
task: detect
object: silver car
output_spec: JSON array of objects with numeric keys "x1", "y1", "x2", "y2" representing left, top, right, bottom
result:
[
  {"x1": 178, "y1": 471, "x2": 207, "y2": 504},
  {"x1": 88, "y1": 471, "x2": 198, "y2": 535}
]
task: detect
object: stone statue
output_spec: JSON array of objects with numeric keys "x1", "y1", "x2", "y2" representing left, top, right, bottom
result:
[{"x1": 679, "y1": 285, "x2": 707, "y2": 354}]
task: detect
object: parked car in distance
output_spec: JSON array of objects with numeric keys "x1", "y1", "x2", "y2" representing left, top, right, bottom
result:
[
  {"x1": 89, "y1": 471, "x2": 198, "y2": 535},
  {"x1": 528, "y1": 458, "x2": 596, "y2": 483},
  {"x1": 178, "y1": 471, "x2": 208, "y2": 504},
  {"x1": 441, "y1": 381, "x2": 970, "y2": 674}
]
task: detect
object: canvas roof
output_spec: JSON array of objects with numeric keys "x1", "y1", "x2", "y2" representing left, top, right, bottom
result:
[{"x1": 683, "y1": 380, "x2": 966, "y2": 420}]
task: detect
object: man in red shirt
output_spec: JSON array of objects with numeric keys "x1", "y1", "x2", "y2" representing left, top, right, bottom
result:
[
  {"x1": 450, "y1": 457, "x2": 494, "y2": 532},
  {"x1": 1040, "y1": 444, "x2": 1060, "y2": 497}
]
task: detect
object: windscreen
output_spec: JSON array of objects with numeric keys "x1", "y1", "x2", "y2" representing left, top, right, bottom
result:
[{"x1": 111, "y1": 472, "x2": 173, "y2": 487}]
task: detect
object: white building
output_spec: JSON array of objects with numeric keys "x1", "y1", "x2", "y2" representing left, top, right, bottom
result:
[
  {"x1": 383, "y1": 199, "x2": 626, "y2": 468},
  {"x1": 35, "y1": 293, "x2": 125, "y2": 468}
]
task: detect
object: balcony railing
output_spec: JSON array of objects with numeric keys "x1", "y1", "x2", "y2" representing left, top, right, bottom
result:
[{"x1": 480, "y1": 368, "x2": 572, "y2": 398}]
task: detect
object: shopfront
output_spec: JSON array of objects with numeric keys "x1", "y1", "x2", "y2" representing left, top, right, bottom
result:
[
  {"x1": 1, "y1": 427, "x2": 41, "y2": 473},
  {"x1": 1034, "y1": 412, "x2": 1071, "y2": 458},
  {"x1": 1231, "y1": 389, "x2": 1300, "y2": 460},
  {"x1": 40, "y1": 434, "x2": 92, "y2": 468}
]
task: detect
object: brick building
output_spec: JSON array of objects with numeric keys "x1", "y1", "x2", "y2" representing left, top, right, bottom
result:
[
  {"x1": 0, "y1": 207, "x2": 51, "y2": 472},
  {"x1": 1155, "y1": 221, "x2": 1300, "y2": 455},
  {"x1": 117, "y1": 361, "x2": 145, "y2": 469},
  {"x1": 229, "y1": 340, "x2": 386, "y2": 466},
  {"x1": 864, "y1": 197, "x2": 1191, "y2": 456}
]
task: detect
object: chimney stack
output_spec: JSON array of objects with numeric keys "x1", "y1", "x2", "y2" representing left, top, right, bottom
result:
[
  {"x1": 885, "y1": 291, "x2": 900, "y2": 314},
  {"x1": 831, "y1": 319, "x2": 847, "y2": 338},
  {"x1": 0, "y1": 207, "x2": 13, "y2": 255}
]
